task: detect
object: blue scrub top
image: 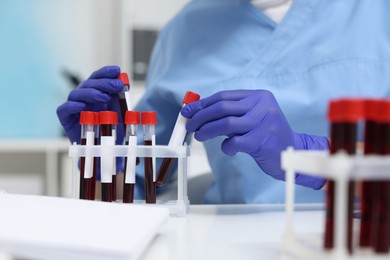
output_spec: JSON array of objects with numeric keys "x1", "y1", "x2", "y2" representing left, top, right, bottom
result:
[{"x1": 134, "y1": 0, "x2": 390, "y2": 203}]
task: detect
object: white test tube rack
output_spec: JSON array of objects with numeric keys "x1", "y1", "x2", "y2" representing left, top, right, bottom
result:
[
  {"x1": 281, "y1": 147, "x2": 390, "y2": 260},
  {"x1": 68, "y1": 143, "x2": 190, "y2": 217}
]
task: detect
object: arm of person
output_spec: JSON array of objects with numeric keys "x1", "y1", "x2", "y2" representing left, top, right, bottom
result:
[{"x1": 181, "y1": 89, "x2": 330, "y2": 190}]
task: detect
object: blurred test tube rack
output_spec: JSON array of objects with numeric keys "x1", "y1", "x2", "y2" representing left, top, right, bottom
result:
[{"x1": 282, "y1": 147, "x2": 390, "y2": 260}]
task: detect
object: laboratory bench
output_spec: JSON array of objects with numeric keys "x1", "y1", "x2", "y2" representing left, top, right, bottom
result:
[{"x1": 141, "y1": 204, "x2": 324, "y2": 260}]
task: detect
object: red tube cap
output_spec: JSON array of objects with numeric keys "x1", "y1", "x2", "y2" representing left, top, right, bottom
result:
[
  {"x1": 327, "y1": 100, "x2": 343, "y2": 122},
  {"x1": 94, "y1": 112, "x2": 100, "y2": 125},
  {"x1": 118, "y1": 72, "x2": 129, "y2": 86},
  {"x1": 80, "y1": 111, "x2": 95, "y2": 125},
  {"x1": 364, "y1": 99, "x2": 381, "y2": 121},
  {"x1": 141, "y1": 111, "x2": 157, "y2": 125},
  {"x1": 328, "y1": 98, "x2": 364, "y2": 123},
  {"x1": 183, "y1": 91, "x2": 200, "y2": 104},
  {"x1": 99, "y1": 111, "x2": 118, "y2": 125},
  {"x1": 339, "y1": 99, "x2": 364, "y2": 122},
  {"x1": 378, "y1": 100, "x2": 390, "y2": 123},
  {"x1": 125, "y1": 111, "x2": 141, "y2": 125}
]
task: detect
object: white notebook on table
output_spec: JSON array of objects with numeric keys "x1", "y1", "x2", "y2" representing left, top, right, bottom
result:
[{"x1": 0, "y1": 194, "x2": 169, "y2": 260}]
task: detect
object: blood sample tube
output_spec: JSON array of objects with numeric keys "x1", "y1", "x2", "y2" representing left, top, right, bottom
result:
[
  {"x1": 325, "y1": 100, "x2": 343, "y2": 250},
  {"x1": 371, "y1": 100, "x2": 390, "y2": 253},
  {"x1": 88, "y1": 112, "x2": 100, "y2": 200},
  {"x1": 156, "y1": 91, "x2": 200, "y2": 186},
  {"x1": 118, "y1": 72, "x2": 132, "y2": 122},
  {"x1": 79, "y1": 111, "x2": 95, "y2": 200},
  {"x1": 325, "y1": 99, "x2": 362, "y2": 253},
  {"x1": 141, "y1": 111, "x2": 157, "y2": 203},
  {"x1": 112, "y1": 122, "x2": 118, "y2": 202},
  {"x1": 123, "y1": 111, "x2": 140, "y2": 203},
  {"x1": 359, "y1": 99, "x2": 380, "y2": 248},
  {"x1": 99, "y1": 111, "x2": 118, "y2": 202},
  {"x1": 117, "y1": 73, "x2": 140, "y2": 167}
]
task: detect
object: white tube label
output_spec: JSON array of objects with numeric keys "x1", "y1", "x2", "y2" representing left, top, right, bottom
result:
[
  {"x1": 100, "y1": 136, "x2": 115, "y2": 183},
  {"x1": 84, "y1": 131, "x2": 94, "y2": 178},
  {"x1": 168, "y1": 114, "x2": 187, "y2": 147},
  {"x1": 125, "y1": 136, "x2": 137, "y2": 184},
  {"x1": 125, "y1": 91, "x2": 132, "y2": 111},
  {"x1": 112, "y1": 129, "x2": 116, "y2": 176},
  {"x1": 152, "y1": 134, "x2": 156, "y2": 182}
]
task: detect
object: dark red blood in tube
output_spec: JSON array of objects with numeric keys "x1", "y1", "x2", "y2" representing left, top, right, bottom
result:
[
  {"x1": 79, "y1": 111, "x2": 96, "y2": 200},
  {"x1": 156, "y1": 158, "x2": 175, "y2": 186},
  {"x1": 156, "y1": 91, "x2": 200, "y2": 186},
  {"x1": 144, "y1": 140, "x2": 156, "y2": 203},
  {"x1": 122, "y1": 111, "x2": 140, "y2": 203},
  {"x1": 325, "y1": 99, "x2": 362, "y2": 254},
  {"x1": 79, "y1": 138, "x2": 87, "y2": 199},
  {"x1": 371, "y1": 100, "x2": 390, "y2": 253},
  {"x1": 360, "y1": 100, "x2": 380, "y2": 248},
  {"x1": 123, "y1": 140, "x2": 135, "y2": 204},
  {"x1": 99, "y1": 111, "x2": 118, "y2": 203},
  {"x1": 141, "y1": 111, "x2": 157, "y2": 204},
  {"x1": 101, "y1": 124, "x2": 113, "y2": 202}
]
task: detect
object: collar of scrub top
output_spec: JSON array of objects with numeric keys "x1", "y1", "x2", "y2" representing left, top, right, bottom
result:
[
  {"x1": 251, "y1": 0, "x2": 292, "y2": 23},
  {"x1": 251, "y1": 0, "x2": 290, "y2": 9},
  {"x1": 242, "y1": 0, "x2": 321, "y2": 78}
]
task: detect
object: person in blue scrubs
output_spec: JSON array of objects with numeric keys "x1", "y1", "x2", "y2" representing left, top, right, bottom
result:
[{"x1": 57, "y1": 0, "x2": 390, "y2": 204}]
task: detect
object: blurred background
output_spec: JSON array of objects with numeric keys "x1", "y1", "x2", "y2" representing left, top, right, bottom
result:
[{"x1": 0, "y1": 0, "x2": 212, "y2": 198}]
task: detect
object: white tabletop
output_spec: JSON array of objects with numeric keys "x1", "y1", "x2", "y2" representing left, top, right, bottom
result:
[{"x1": 141, "y1": 204, "x2": 324, "y2": 260}]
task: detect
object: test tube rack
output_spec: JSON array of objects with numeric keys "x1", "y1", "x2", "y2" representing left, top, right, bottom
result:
[
  {"x1": 281, "y1": 147, "x2": 390, "y2": 260},
  {"x1": 68, "y1": 142, "x2": 190, "y2": 217}
]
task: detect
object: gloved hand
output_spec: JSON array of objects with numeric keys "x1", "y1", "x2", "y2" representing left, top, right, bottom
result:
[
  {"x1": 181, "y1": 89, "x2": 329, "y2": 190},
  {"x1": 57, "y1": 65, "x2": 124, "y2": 144},
  {"x1": 57, "y1": 66, "x2": 125, "y2": 176}
]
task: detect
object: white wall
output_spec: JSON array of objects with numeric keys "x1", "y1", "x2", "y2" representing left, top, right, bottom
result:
[{"x1": 0, "y1": 0, "x2": 187, "y2": 138}]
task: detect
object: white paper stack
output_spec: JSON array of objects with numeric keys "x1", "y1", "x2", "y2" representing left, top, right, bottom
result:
[{"x1": 0, "y1": 194, "x2": 169, "y2": 260}]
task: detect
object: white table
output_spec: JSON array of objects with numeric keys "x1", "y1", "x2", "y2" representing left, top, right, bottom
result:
[{"x1": 141, "y1": 204, "x2": 324, "y2": 260}]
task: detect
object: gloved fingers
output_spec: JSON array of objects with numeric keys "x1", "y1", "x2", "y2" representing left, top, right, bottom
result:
[
  {"x1": 181, "y1": 89, "x2": 257, "y2": 118},
  {"x1": 181, "y1": 100, "x2": 203, "y2": 118},
  {"x1": 193, "y1": 116, "x2": 254, "y2": 141},
  {"x1": 78, "y1": 78, "x2": 123, "y2": 94},
  {"x1": 56, "y1": 101, "x2": 86, "y2": 122},
  {"x1": 185, "y1": 99, "x2": 253, "y2": 132},
  {"x1": 221, "y1": 134, "x2": 259, "y2": 156},
  {"x1": 88, "y1": 65, "x2": 121, "y2": 79},
  {"x1": 56, "y1": 102, "x2": 85, "y2": 137},
  {"x1": 68, "y1": 88, "x2": 113, "y2": 103}
]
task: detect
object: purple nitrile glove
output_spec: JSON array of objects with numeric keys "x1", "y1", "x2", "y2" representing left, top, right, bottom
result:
[
  {"x1": 181, "y1": 89, "x2": 329, "y2": 190},
  {"x1": 57, "y1": 66, "x2": 125, "y2": 175}
]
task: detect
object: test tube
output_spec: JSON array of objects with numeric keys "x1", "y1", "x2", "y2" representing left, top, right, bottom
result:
[
  {"x1": 325, "y1": 99, "x2": 362, "y2": 253},
  {"x1": 117, "y1": 72, "x2": 141, "y2": 168},
  {"x1": 325, "y1": 100, "x2": 342, "y2": 250},
  {"x1": 112, "y1": 124, "x2": 118, "y2": 202},
  {"x1": 359, "y1": 99, "x2": 380, "y2": 248},
  {"x1": 79, "y1": 111, "x2": 96, "y2": 200},
  {"x1": 156, "y1": 91, "x2": 200, "y2": 186},
  {"x1": 371, "y1": 100, "x2": 390, "y2": 253},
  {"x1": 88, "y1": 112, "x2": 100, "y2": 200},
  {"x1": 118, "y1": 72, "x2": 132, "y2": 122},
  {"x1": 99, "y1": 111, "x2": 118, "y2": 202},
  {"x1": 123, "y1": 111, "x2": 140, "y2": 203},
  {"x1": 141, "y1": 111, "x2": 157, "y2": 203}
]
